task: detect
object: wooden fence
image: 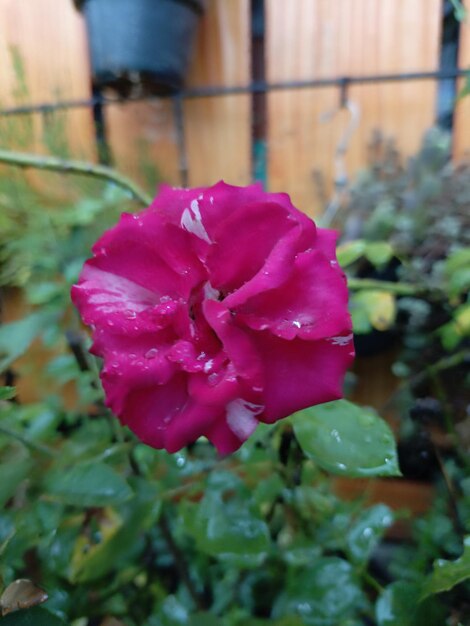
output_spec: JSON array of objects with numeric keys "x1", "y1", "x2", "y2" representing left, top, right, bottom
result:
[{"x1": 1, "y1": 0, "x2": 469, "y2": 218}]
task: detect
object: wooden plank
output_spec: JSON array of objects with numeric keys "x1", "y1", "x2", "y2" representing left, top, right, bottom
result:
[
  {"x1": 266, "y1": 0, "x2": 442, "y2": 217},
  {"x1": 454, "y1": 0, "x2": 470, "y2": 159},
  {"x1": 184, "y1": 0, "x2": 251, "y2": 187},
  {"x1": 0, "y1": 0, "x2": 95, "y2": 159},
  {"x1": 106, "y1": 99, "x2": 181, "y2": 191}
]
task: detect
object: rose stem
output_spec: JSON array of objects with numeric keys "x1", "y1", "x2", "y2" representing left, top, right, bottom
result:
[{"x1": 0, "y1": 148, "x2": 152, "y2": 206}]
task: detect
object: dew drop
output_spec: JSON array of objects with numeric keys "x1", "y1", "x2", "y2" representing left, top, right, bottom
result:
[
  {"x1": 208, "y1": 373, "x2": 219, "y2": 386},
  {"x1": 330, "y1": 429, "x2": 342, "y2": 443},
  {"x1": 145, "y1": 348, "x2": 158, "y2": 360},
  {"x1": 124, "y1": 309, "x2": 137, "y2": 319}
]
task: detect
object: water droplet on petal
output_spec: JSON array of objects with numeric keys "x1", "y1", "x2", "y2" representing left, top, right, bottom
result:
[
  {"x1": 124, "y1": 309, "x2": 137, "y2": 319},
  {"x1": 208, "y1": 373, "x2": 219, "y2": 386},
  {"x1": 145, "y1": 348, "x2": 158, "y2": 360}
]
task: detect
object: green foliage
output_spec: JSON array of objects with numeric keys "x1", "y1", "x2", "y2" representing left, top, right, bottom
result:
[
  {"x1": 292, "y1": 400, "x2": 400, "y2": 477},
  {"x1": 1, "y1": 607, "x2": 67, "y2": 626},
  {"x1": 327, "y1": 129, "x2": 470, "y2": 625},
  {"x1": 421, "y1": 535, "x2": 470, "y2": 597}
]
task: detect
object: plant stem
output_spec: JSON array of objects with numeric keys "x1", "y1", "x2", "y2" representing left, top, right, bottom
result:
[
  {"x1": 362, "y1": 570, "x2": 384, "y2": 594},
  {"x1": 411, "y1": 349, "x2": 469, "y2": 389},
  {"x1": 0, "y1": 148, "x2": 152, "y2": 206},
  {"x1": 347, "y1": 277, "x2": 422, "y2": 296},
  {"x1": 0, "y1": 424, "x2": 57, "y2": 457},
  {"x1": 158, "y1": 510, "x2": 207, "y2": 611}
]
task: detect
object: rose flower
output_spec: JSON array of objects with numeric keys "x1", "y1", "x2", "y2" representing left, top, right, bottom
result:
[{"x1": 72, "y1": 182, "x2": 354, "y2": 454}]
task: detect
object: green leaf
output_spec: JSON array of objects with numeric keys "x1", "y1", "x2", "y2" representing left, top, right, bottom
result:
[
  {"x1": 0, "y1": 457, "x2": 33, "y2": 508},
  {"x1": 365, "y1": 242, "x2": 394, "y2": 267},
  {"x1": 347, "y1": 504, "x2": 394, "y2": 563},
  {"x1": 273, "y1": 557, "x2": 364, "y2": 624},
  {"x1": 0, "y1": 607, "x2": 66, "y2": 626},
  {"x1": 183, "y1": 492, "x2": 270, "y2": 559},
  {"x1": 0, "y1": 386, "x2": 16, "y2": 401},
  {"x1": 337, "y1": 240, "x2": 366, "y2": 267},
  {"x1": 421, "y1": 535, "x2": 470, "y2": 598},
  {"x1": 439, "y1": 303, "x2": 470, "y2": 350},
  {"x1": 0, "y1": 312, "x2": 53, "y2": 371},
  {"x1": 376, "y1": 581, "x2": 446, "y2": 626},
  {"x1": 69, "y1": 478, "x2": 161, "y2": 582},
  {"x1": 450, "y1": 0, "x2": 468, "y2": 21},
  {"x1": 292, "y1": 400, "x2": 401, "y2": 477},
  {"x1": 350, "y1": 290, "x2": 396, "y2": 333},
  {"x1": 444, "y1": 247, "x2": 470, "y2": 296},
  {"x1": 44, "y1": 462, "x2": 133, "y2": 507}
]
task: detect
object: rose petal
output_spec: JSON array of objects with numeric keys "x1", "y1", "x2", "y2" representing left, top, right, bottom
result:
[
  {"x1": 248, "y1": 330, "x2": 355, "y2": 423},
  {"x1": 236, "y1": 249, "x2": 350, "y2": 340}
]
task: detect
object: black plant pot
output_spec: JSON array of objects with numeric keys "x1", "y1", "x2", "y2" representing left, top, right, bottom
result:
[{"x1": 76, "y1": 0, "x2": 205, "y2": 97}]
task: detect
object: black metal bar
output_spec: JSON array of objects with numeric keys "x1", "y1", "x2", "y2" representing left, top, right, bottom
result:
[
  {"x1": 172, "y1": 95, "x2": 189, "y2": 187},
  {"x1": 1, "y1": 68, "x2": 469, "y2": 117},
  {"x1": 92, "y1": 86, "x2": 113, "y2": 165}
]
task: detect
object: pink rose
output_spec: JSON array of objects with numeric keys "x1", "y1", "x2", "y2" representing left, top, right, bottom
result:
[{"x1": 71, "y1": 182, "x2": 354, "y2": 454}]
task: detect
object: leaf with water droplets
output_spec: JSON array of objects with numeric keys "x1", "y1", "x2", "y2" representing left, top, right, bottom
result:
[
  {"x1": 291, "y1": 400, "x2": 401, "y2": 478},
  {"x1": 347, "y1": 504, "x2": 394, "y2": 563},
  {"x1": 44, "y1": 462, "x2": 133, "y2": 507},
  {"x1": 376, "y1": 581, "x2": 446, "y2": 626},
  {"x1": 421, "y1": 535, "x2": 470, "y2": 598}
]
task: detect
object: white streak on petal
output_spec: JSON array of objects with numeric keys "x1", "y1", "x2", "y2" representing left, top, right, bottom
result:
[
  {"x1": 203, "y1": 359, "x2": 214, "y2": 373},
  {"x1": 204, "y1": 281, "x2": 220, "y2": 300},
  {"x1": 180, "y1": 199, "x2": 211, "y2": 243},
  {"x1": 226, "y1": 399, "x2": 264, "y2": 441},
  {"x1": 327, "y1": 333, "x2": 354, "y2": 347},
  {"x1": 81, "y1": 265, "x2": 158, "y2": 314}
]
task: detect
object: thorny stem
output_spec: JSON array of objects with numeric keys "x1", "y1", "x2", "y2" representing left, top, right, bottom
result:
[
  {"x1": 0, "y1": 148, "x2": 152, "y2": 206},
  {"x1": 0, "y1": 424, "x2": 57, "y2": 457}
]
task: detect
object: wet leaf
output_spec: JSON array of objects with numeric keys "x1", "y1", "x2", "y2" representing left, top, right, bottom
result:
[
  {"x1": 0, "y1": 457, "x2": 33, "y2": 509},
  {"x1": 347, "y1": 504, "x2": 394, "y2": 563},
  {"x1": 0, "y1": 312, "x2": 54, "y2": 371},
  {"x1": 376, "y1": 581, "x2": 446, "y2": 626},
  {"x1": 292, "y1": 400, "x2": 401, "y2": 477},
  {"x1": 351, "y1": 290, "x2": 396, "y2": 332},
  {"x1": 0, "y1": 387, "x2": 16, "y2": 401},
  {"x1": 0, "y1": 606, "x2": 66, "y2": 625},
  {"x1": 183, "y1": 492, "x2": 270, "y2": 559},
  {"x1": 44, "y1": 462, "x2": 132, "y2": 508},
  {"x1": 337, "y1": 240, "x2": 366, "y2": 267},
  {"x1": 365, "y1": 242, "x2": 394, "y2": 267},
  {"x1": 273, "y1": 557, "x2": 364, "y2": 624},
  {"x1": 421, "y1": 535, "x2": 470, "y2": 598}
]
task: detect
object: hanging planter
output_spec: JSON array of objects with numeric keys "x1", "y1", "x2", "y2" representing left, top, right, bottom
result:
[{"x1": 74, "y1": 0, "x2": 205, "y2": 97}]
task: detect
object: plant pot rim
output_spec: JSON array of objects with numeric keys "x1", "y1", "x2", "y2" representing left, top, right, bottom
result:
[{"x1": 74, "y1": 0, "x2": 205, "y2": 15}]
